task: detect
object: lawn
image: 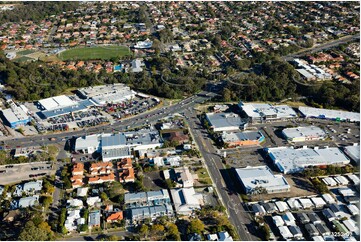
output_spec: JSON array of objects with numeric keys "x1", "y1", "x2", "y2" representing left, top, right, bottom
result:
[
  {"x1": 58, "y1": 45, "x2": 131, "y2": 61},
  {"x1": 17, "y1": 49, "x2": 36, "y2": 56}
]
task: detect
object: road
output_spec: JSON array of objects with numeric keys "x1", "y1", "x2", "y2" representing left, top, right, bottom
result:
[
  {"x1": 1, "y1": 90, "x2": 219, "y2": 149},
  {"x1": 283, "y1": 33, "x2": 360, "y2": 61},
  {"x1": 184, "y1": 109, "x2": 258, "y2": 241}
]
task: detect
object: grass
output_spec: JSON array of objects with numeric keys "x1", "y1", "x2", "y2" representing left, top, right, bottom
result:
[
  {"x1": 13, "y1": 56, "x2": 32, "y2": 63},
  {"x1": 195, "y1": 167, "x2": 212, "y2": 185},
  {"x1": 17, "y1": 49, "x2": 36, "y2": 55},
  {"x1": 58, "y1": 45, "x2": 131, "y2": 61}
]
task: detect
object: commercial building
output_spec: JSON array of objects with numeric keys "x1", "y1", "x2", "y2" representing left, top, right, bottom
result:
[
  {"x1": 235, "y1": 166, "x2": 290, "y2": 194},
  {"x1": 77, "y1": 84, "x2": 136, "y2": 105},
  {"x1": 133, "y1": 40, "x2": 153, "y2": 49},
  {"x1": 1, "y1": 100, "x2": 31, "y2": 128},
  {"x1": 170, "y1": 187, "x2": 203, "y2": 215},
  {"x1": 266, "y1": 146, "x2": 350, "y2": 174},
  {"x1": 75, "y1": 135, "x2": 101, "y2": 154},
  {"x1": 124, "y1": 189, "x2": 171, "y2": 208},
  {"x1": 298, "y1": 106, "x2": 360, "y2": 122},
  {"x1": 238, "y1": 101, "x2": 297, "y2": 123},
  {"x1": 343, "y1": 144, "x2": 360, "y2": 164},
  {"x1": 128, "y1": 204, "x2": 174, "y2": 221},
  {"x1": 282, "y1": 126, "x2": 326, "y2": 142},
  {"x1": 40, "y1": 100, "x2": 94, "y2": 119},
  {"x1": 38, "y1": 95, "x2": 76, "y2": 111},
  {"x1": 205, "y1": 112, "x2": 247, "y2": 132},
  {"x1": 221, "y1": 130, "x2": 265, "y2": 147}
]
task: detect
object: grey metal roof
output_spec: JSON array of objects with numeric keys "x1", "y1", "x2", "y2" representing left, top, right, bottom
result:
[
  {"x1": 289, "y1": 226, "x2": 302, "y2": 236},
  {"x1": 315, "y1": 223, "x2": 330, "y2": 235},
  {"x1": 102, "y1": 147, "x2": 131, "y2": 159},
  {"x1": 41, "y1": 100, "x2": 94, "y2": 119},
  {"x1": 88, "y1": 210, "x2": 101, "y2": 226},
  {"x1": 206, "y1": 112, "x2": 246, "y2": 130},
  {"x1": 305, "y1": 223, "x2": 319, "y2": 235},
  {"x1": 101, "y1": 133, "x2": 127, "y2": 147},
  {"x1": 222, "y1": 131, "x2": 264, "y2": 142},
  {"x1": 18, "y1": 196, "x2": 39, "y2": 208},
  {"x1": 124, "y1": 192, "x2": 147, "y2": 203}
]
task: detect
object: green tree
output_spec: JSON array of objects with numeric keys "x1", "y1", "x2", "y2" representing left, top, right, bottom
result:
[
  {"x1": 18, "y1": 220, "x2": 53, "y2": 241},
  {"x1": 222, "y1": 88, "x2": 232, "y2": 102},
  {"x1": 187, "y1": 219, "x2": 205, "y2": 234},
  {"x1": 139, "y1": 224, "x2": 149, "y2": 238}
]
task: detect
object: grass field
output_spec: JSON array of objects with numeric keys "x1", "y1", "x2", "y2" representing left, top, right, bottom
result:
[{"x1": 58, "y1": 45, "x2": 131, "y2": 61}]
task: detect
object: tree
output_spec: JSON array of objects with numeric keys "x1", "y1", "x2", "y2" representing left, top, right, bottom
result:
[
  {"x1": 138, "y1": 224, "x2": 149, "y2": 238},
  {"x1": 222, "y1": 88, "x2": 232, "y2": 102},
  {"x1": 78, "y1": 224, "x2": 88, "y2": 232},
  {"x1": 18, "y1": 220, "x2": 53, "y2": 241},
  {"x1": 151, "y1": 224, "x2": 165, "y2": 237},
  {"x1": 167, "y1": 223, "x2": 181, "y2": 241},
  {"x1": 40, "y1": 196, "x2": 53, "y2": 207},
  {"x1": 187, "y1": 219, "x2": 205, "y2": 234},
  {"x1": 100, "y1": 192, "x2": 108, "y2": 201}
]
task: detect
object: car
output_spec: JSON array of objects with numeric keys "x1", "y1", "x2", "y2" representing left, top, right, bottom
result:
[
  {"x1": 31, "y1": 167, "x2": 39, "y2": 171},
  {"x1": 5, "y1": 165, "x2": 14, "y2": 168},
  {"x1": 0, "y1": 170, "x2": 6, "y2": 173}
]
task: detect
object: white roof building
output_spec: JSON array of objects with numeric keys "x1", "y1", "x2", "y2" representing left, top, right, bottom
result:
[
  {"x1": 312, "y1": 236, "x2": 325, "y2": 241},
  {"x1": 346, "y1": 174, "x2": 360, "y2": 185},
  {"x1": 87, "y1": 196, "x2": 101, "y2": 207},
  {"x1": 282, "y1": 126, "x2": 326, "y2": 142},
  {"x1": 298, "y1": 198, "x2": 314, "y2": 209},
  {"x1": 77, "y1": 187, "x2": 89, "y2": 197},
  {"x1": 282, "y1": 211, "x2": 296, "y2": 226},
  {"x1": 311, "y1": 197, "x2": 326, "y2": 208},
  {"x1": 347, "y1": 204, "x2": 359, "y2": 216},
  {"x1": 272, "y1": 216, "x2": 284, "y2": 227},
  {"x1": 205, "y1": 112, "x2": 246, "y2": 132},
  {"x1": 343, "y1": 145, "x2": 360, "y2": 163},
  {"x1": 334, "y1": 176, "x2": 349, "y2": 186},
  {"x1": 298, "y1": 106, "x2": 360, "y2": 122},
  {"x1": 266, "y1": 146, "x2": 350, "y2": 174},
  {"x1": 67, "y1": 199, "x2": 84, "y2": 208},
  {"x1": 343, "y1": 219, "x2": 358, "y2": 232},
  {"x1": 170, "y1": 187, "x2": 203, "y2": 215},
  {"x1": 286, "y1": 197, "x2": 302, "y2": 210},
  {"x1": 338, "y1": 188, "x2": 356, "y2": 197},
  {"x1": 131, "y1": 59, "x2": 144, "y2": 73},
  {"x1": 321, "y1": 193, "x2": 336, "y2": 204},
  {"x1": 75, "y1": 134, "x2": 101, "y2": 154},
  {"x1": 235, "y1": 166, "x2": 290, "y2": 194},
  {"x1": 238, "y1": 101, "x2": 297, "y2": 123},
  {"x1": 322, "y1": 177, "x2": 338, "y2": 187},
  {"x1": 64, "y1": 209, "x2": 82, "y2": 232},
  {"x1": 38, "y1": 95, "x2": 76, "y2": 110},
  {"x1": 275, "y1": 201, "x2": 290, "y2": 212},
  {"x1": 279, "y1": 226, "x2": 293, "y2": 239}
]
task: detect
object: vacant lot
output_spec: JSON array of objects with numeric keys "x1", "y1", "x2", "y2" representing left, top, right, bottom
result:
[{"x1": 58, "y1": 45, "x2": 131, "y2": 61}]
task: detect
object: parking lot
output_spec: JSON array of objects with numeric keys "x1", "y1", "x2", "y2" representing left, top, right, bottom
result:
[
  {"x1": 0, "y1": 161, "x2": 55, "y2": 185},
  {"x1": 224, "y1": 148, "x2": 265, "y2": 168}
]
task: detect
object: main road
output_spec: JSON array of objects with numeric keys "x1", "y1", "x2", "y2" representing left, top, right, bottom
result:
[
  {"x1": 184, "y1": 109, "x2": 258, "y2": 241},
  {"x1": 1, "y1": 90, "x2": 218, "y2": 149}
]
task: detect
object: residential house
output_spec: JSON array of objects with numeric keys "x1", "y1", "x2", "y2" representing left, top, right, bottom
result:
[
  {"x1": 106, "y1": 211, "x2": 123, "y2": 223},
  {"x1": 13, "y1": 180, "x2": 43, "y2": 197},
  {"x1": 88, "y1": 210, "x2": 101, "y2": 228},
  {"x1": 170, "y1": 187, "x2": 203, "y2": 215}
]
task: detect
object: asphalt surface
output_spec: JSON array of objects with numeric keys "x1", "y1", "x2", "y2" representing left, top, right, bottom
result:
[
  {"x1": 0, "y1": 91, "x2": 217, "y2": 150},
  {"x1": 184, "y1": 109, "x2": 258, "y2": 241},
  {"x1": 283, "y1": 33, "x2": 360, "y2": 61}
]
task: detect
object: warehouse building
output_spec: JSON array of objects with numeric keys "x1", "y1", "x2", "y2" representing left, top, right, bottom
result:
[
  {"x1": 40, "y1": 100, "x2": 94, "y2": 119},
  {"x1": 238, "y1": 101, "x2": 297, "y2": 123},
  {"x1": 205, "y1": 112, "x2": 247, "y2": 132},
  {"x1": 298, "y1": 106, "x2": 360, "y2": 122},
  {"x1": 282, "y1": 126, "x2": 326, "y2": 142},
  {"x1": 37, "y1": 95, "x2": 76, "y2": 111},
  {"x1": 221, "y1": 130, "x2": 265, "y2": 147},
  {"x1": 266, "y1": 146, "x2": 350, "y2": 174},
  {"x1": 170, "y1": 187, "x2": 203, "y2": 215},
  {"x1": 235, "y1": 166, "x2": 290, "y2": 194},
  {"x1": 1, "y1": 100, "x2": 31, "y2": 128},
  {"x1": 77, "y1": 84, "x2": 137, "y2": 105},
  {"x1": 343, "y1": 144, "x2": 360, "y2": 164}
]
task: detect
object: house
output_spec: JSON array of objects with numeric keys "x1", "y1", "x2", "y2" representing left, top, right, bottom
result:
[
  {"x1": 77, "y1": 187, "x2": 89, "y2": 197},
  {"x1": 106, "y1": 211, "x2": 123, "y2": 223},
  {"x1": 296, "y1": 213, "x2": 310, "y2": 224},
  {"x1": 206, "y1": 234, "x2": 219, "y2": 241},
  {"x1": 65, "y1": 209, "x2": 84, "y2": 232},
  {"x1": 286, "y1": 198, "x2": 302, "y2": 210},
  {"x1": 128, "y1": 204, "x2": 174, "y2": 221},
  {"x1": 170, "y1": 187, "x2": 203, "y2": 215},
  {"x1": 252, "y1": 204, "x2": 266, "y2": 216},
  {"x1": 67, "y1": 199, "x2": 84, "y2": 208},
  {"x1": 279, "y1": 226, "x2": 293, "y2": 239},
  {"x1": 322, "y1": 177, "x2": 338, "y2": 187},
  {"x1": 87, "y1": 196, "x2": 101, "y2": 207},
  {"x1": 298, "y1": 198, "x2": 314, "y2": 209},
  {"x1": 88, "y1": 173, "x2": 115, "y2": 184},
  {"x1": 124, "y1": 189, "x2": 171, "y2": 208},
  {"x1": 289, "y1": 225, "x2": 303, "y2": 239},
  {"x1": 321, "y1": 193, "x2": 336, "y2": 204},
  {"x1": 263, "y1": 202, "x2": 278, "y2": 213},
  {"x1": 322, "y1": 208, "x2": 337, "y2": 222},
  {"x1": 218, "y1": 231, "x2": 233, "y2": 241},
  {"x1": 342, "y1": 219, "x2": 358, "y2": 233},
  {"x1": 72, "y1": 162, "x2": 84, "y2": 176},
  {"x1": 315, "y1": 223, "x2": 331, "y2": 236},
  {"x1": 311, "y1": 197, "x2": 326, "y2": 208},
  {"x1": 119, "y1": 167, "x2": 135, "y2": 183},
  {"x1": 329, "y1": 204, "x2": 351, "y2": 219},
  {"x1": 88, "y1": 210, "x2": 101, "y2": 228},
  {"x1": 275, "y1": 201, "x2": 290, "y2": 212},
  {"x1": 309, "y1": 212, "x2": 322, "y2": 225},
  {"x1": 282, "y1": 211, "x2": 296, "y2": 226},
  {"x1": 347, "y1": 204, "x2": 359, "y2": 216},
  {"x1": 305, "y1": 223, "x2": 320, "y2": 237},
  {"x1": 272, "y1": 216, "x2": 284, "y2": 227},
  {"x1": 12, "y1": 196, "x2": 39, "y2": 209},
  {"x1": 13, "y1": 180, "x2": 43, "y2": 197},
  {"x1": 334, "y1": 176, "x2": 349, "y2": 186},
  {"x1": 164, "y1": 156, "x2": 181, "y2": 166},
  {"x1": 162, "y1": 130, "x2": 189, "y2": 144}
]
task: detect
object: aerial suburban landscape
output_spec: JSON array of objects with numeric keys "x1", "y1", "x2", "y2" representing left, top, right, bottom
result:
[{"x1": 0, "y1": 1, "x2": 359, "y2": 241}]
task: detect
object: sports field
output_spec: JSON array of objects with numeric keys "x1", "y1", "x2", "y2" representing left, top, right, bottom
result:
[{"x1": 58, "y1": 45, "x2": 131, "y2": 61}]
